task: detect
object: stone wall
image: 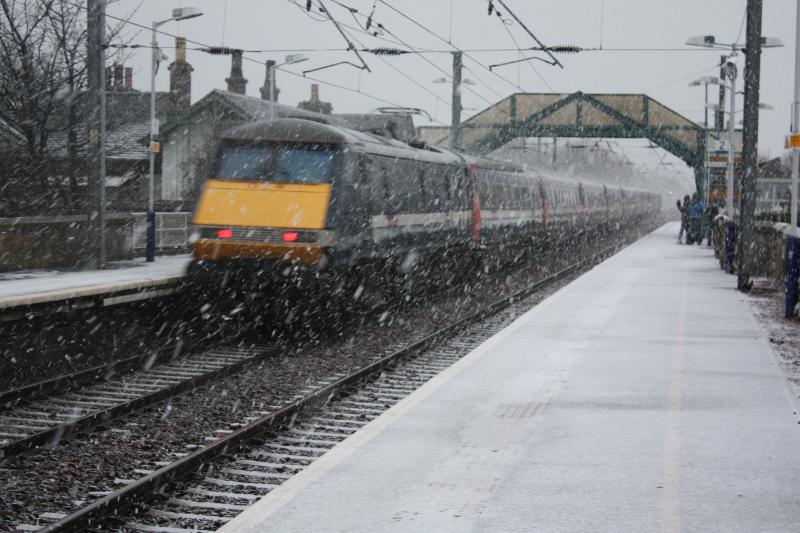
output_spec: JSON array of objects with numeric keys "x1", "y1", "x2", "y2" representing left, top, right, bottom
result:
[
  {"x1": 713, "y1": 217, "x2": 790, "y2": 285},
  {"x1": 0, "y1": 214, "x2": 134, "y2": 272}
]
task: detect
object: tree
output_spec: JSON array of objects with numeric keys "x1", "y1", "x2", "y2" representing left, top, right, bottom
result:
[{"x1": 0, "y1": 0, "x2": 135, "y2": 214}]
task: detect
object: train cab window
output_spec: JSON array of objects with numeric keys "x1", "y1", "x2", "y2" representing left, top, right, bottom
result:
[
  {"x1": 216, "y1": 145, "x2": 275, "y2": 180},
  {"x1": 273, "y1": 146, "x2": 334, "y2": 184},
  {"x1": 214, "y1": 141, "x2": 334, "y2": 183}
]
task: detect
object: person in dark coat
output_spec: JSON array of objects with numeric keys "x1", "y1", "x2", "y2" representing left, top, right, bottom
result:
[
  {"x1": 704, "y1": 201, "x2": 719, "y2": 246},
  {"x1": 687, "y1": 192, "x2": 704, "y2": 245},
  {"x1": 677, "y1": 194, "x2": 690, "y2": 243}
]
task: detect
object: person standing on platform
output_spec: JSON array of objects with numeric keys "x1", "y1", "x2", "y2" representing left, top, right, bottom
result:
[
  {"x1": 704, "y1": 201, "x2": 719, "y2": 246},
  {"x1": 677, "y1": 194, "x2": 690, "y2": 243},
  {"x1": 688, "y1": 192, "x2": 704, "y2": 245}
]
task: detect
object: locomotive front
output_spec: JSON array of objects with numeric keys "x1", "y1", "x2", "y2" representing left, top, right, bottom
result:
[{"x1": 192, "y1": 119, "x2": 346, "y2": 269}]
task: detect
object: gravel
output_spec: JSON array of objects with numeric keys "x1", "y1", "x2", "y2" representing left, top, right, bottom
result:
[{"x1": 747, "y1": 282, "x2": 800, "y2": 393}]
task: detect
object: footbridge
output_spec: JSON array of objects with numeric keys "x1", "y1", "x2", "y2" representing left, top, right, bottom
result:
[{"x1": 417, "y1": 92, "x2": 705, "y2": 191}]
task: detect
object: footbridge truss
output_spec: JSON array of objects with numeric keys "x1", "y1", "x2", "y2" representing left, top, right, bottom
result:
[{"x1": 418, "y1": 92, "x2": 705, "y2": 191}]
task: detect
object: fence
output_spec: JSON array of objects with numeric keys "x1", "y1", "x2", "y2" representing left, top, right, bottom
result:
[{"x1": 132, "y1": 212, "x2": 192, "y2": 254}]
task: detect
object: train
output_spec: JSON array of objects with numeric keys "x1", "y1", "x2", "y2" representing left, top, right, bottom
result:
[{"x1": 188, "y1": 117, "x2": 661, "y2": 288}]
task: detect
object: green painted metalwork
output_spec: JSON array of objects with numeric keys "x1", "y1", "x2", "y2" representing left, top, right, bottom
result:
[{"x1": 457, "y1": 91, "x2": 705, "y2": 191}]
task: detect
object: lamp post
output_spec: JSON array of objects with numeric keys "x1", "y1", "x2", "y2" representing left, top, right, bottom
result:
[
  {"x1": 268, "y1": 54, "x2": 308, "y2": 121},
  {"x1": 147, "y1": 7, "x2": 203, "y2": 262},
  {"x1": 687, "y1": 35, "x2": 783, "y2": 219},
  {"x1": 689, "y1": 75, "x2": 720, "y2": 203},
  {"x1": 786, "y1": 0, "x2": 800, "y2": 316},
  {"x1": 689, "y1": 76, "x2": 720, "y2": 130}
]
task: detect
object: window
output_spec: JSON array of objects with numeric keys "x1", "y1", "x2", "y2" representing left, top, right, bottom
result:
[
  {"x1": 216, "y1": 145, "x2": 274, "y2": 181},
  {"x1": 214, "y1": 141, "x2": 335, "y2": 183},
  {"x1": 274, "y1": 147, "x2": 335, "y2": 184}
]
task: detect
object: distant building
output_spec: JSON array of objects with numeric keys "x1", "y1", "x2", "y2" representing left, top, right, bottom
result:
[
  {"x1": 160, "y1": 89, "x2": 333, "y2": 202},
  {"x1": 298, "y1": 84, "x2": 333, "y2": 115},
  {"x1": 159, "y1": 47, "x2": 417, "y2": 204},
  {"x1": 40, "y1": 65, "x2": 171, "y2": 207}
]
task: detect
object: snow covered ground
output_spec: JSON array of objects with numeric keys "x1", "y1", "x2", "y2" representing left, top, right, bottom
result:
[
  {"x1": 0, "y1": 255, "x2": 191, "y2": 308},
  {"x1": 222, "y1": 222, "x2": 800, "y2": 533}
]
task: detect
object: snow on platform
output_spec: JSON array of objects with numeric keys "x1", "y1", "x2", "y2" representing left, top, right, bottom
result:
[
  {"x1": 0, "y1": 255, "x2": 190, "y2": 310},
  {"x1": 222, "y1": 222, "x2": 800, "y2": 533}
]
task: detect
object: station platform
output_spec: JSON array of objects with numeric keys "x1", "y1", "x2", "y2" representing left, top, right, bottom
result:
[
  {"x1": 0, "y1": 254, "x2": 190, "y2": 314},
  {"x1": 222, "y1": 222, "x2": 800, "y2": 533}
]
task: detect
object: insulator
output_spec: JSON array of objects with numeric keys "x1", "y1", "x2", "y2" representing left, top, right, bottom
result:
[
  {"x1": 365, "y1": 47, "x2": 408, "y2": 56},
  {"x1": 201, "y1": 46, "x2": 242, "y2": 55},
  {"x1": 547, "y1": 45, "x2": 582, "y2": 54}
]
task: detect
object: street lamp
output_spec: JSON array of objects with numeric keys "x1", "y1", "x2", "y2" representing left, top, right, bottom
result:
[
  {"x1": 687, "y1": 34, "x2": 783, "y2": 219},
  {"x1": 268, "y1": 54, "x2": 308, "y2": 121},
  {"x1": 689, "y1": 76, "x2": 720, "y2": 129},
  {"x1": 147, "y1": 7, "x2": 203, "y2": 262},
  {"x1": 689, "y1": 76, "x2": 720, "y2": 204}
]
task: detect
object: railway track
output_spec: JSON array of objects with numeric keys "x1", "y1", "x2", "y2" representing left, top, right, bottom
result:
[
  {"x1": 0, "y1": 344, "x2": 270, "y2": 459},
  {"x1": 29, "y1": 241, "x2": 625, "y2": 533}
]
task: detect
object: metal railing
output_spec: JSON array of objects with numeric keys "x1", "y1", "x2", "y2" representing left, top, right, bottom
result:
[{"x1": 132, "y1": 212, "x2": 191, "y2": 252}]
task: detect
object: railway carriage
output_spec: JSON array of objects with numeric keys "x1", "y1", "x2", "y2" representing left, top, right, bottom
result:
[{"x1": 189, "y1": 117, "x2": 659, "y2": 283}]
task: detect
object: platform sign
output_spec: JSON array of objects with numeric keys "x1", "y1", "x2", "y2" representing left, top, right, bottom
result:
[
  {"x1": 708, "y1": 153, "x2": 743, "y2": 165},
  {"x1": 785, "y1": 134, "x2": 800, "y2": 149}
]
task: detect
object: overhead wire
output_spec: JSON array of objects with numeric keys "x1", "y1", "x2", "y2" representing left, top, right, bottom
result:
[
  {"x1": 376, "y1": 0, "x2": 524, "y2": 97},
  {"x1": 286, "y1": 0, "x2": 412, "y2": 49},
  {"x1": 326, "y1": 0, "x2": 496, "y2": 107},
  {"x1": 321, "y1": 0, "x2": 452, "y2": 116},
  {"x1": 314, "y1": 0, "x2": 372, "y2": 72},
  {"x1": 61, "y1": 0, "x2": 450, "y2": 124},
  {"x1": 492, "y1": 7, "x2": 555, "y2": 92},
  {"x1": 644, "y1": 62, "x2": 721, "y2": 93},
  {"x1": 490, "y1": 0, "x2": 563, "y2": 68}
]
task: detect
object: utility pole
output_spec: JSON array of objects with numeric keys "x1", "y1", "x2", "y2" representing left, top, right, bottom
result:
[
  {"x1": 725, "y1": 58, "x2": 737, "y2": 219},
  {"x1": 451, "y1": 51, "x2": 463, "y2": 151},
  {"x1": 785, "y1": 0, "x2": 800, "y2": 317},
  {"x1": 86, "y1": 0, "x2": 106, "y2": 269},
  {"x1": 716, "y1": 55, "x2": 727, "y2": 131},
  {"x1": 737, "y1": 0, "x2": 763, "y2": 291}
]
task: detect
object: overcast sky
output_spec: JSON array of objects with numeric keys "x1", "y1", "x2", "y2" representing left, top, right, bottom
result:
[{"x1": 109, "y1": 0, "x2": 797, "y2": 166}]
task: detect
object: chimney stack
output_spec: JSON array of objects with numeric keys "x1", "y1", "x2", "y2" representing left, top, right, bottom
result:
[
  {"x1": 168, "y1": 37, "x2": 193, "y2": 120},
  {"x1": 260, "y1": 60, "x2": 280, "y2": 102},
  {"x1": 113, "y1": 64, "x2": 124, "y2": 89},
  {"x1": 124, "y1": 67, "x2": 133, "y2": 90},
  {"x1": 226, "y1": 50, "x2": 247, "y2": 95},
  {"x1": 297, "y1": 83, "x2": 333, "y2": 115}
]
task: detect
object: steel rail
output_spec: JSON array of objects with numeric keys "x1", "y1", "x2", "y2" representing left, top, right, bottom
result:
[
  {"x1": 0, "y1": 344, "x2": 269, "y2": 459},
  {"x1": 1, "y1": 352, "x2": 158, "y2": 409},
  {"x1": 42, "y1": 240, "x2": 625, "y2": 533}
]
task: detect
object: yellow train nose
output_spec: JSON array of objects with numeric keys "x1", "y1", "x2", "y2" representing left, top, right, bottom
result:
[
  {"x1": 193, "y1": 180, "x2": 332, "y2": 230},
  {"x1": 191, "y1": 180, "x2": 333, "y2": 265}
]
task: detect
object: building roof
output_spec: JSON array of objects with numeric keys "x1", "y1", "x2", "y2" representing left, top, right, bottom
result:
[
  {"x1": 162, "y1": 89, "x2": 418, "y2": 143},
  {"x1": 47, "y1": 90, "x2": 171, "y2": 161},
  {"x1": 161, "y1": 89, "x2": 328, "y2": 137}
]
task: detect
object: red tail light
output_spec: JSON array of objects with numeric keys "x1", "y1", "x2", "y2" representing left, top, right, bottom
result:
[
  {"x1": 217, "y1": 229, "x2": 233, "y2": 239},
  {"x1": 282, "y1": 231, "x2": 299, "y2": 242}
]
